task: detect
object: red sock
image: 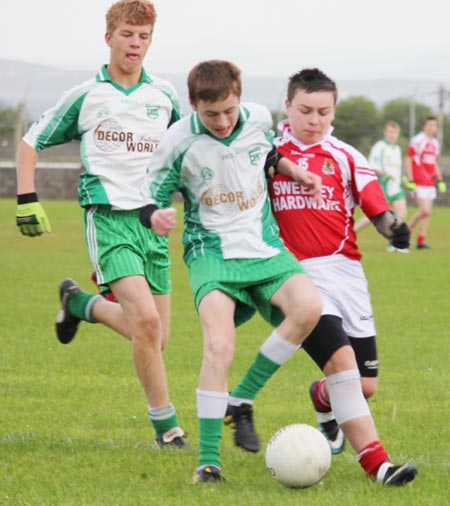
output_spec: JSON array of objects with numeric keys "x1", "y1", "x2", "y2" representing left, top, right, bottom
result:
[
  {"x1": 313, "y1": 378, "x2": 331, "y2": 412},
  {"x1": 417, "y1": 234, "x2": 426, "y2": 246},
  {"x1": 358, "y1": 440, "x2": 390, "y2": 478}
]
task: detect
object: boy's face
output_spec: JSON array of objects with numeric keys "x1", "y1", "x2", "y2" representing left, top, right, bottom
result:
[
  {"x1": 192, "y1": 93, "x2": 240, "y2": 139},
  {"x1": 285, "y1": 89, "x2": 335, "y2": 145},
  {"x1": 106, "y1": 21, "x2": 153, "y2": 75},
  {"x1": 384, "y1": 125, "x2": 400, "y2": 144},
  {"x1": 423, "y1": 119, "x2": 438, "y2": 137}
]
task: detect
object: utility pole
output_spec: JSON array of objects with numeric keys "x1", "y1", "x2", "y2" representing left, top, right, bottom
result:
[
  {"x1": 14, "y1": 85, "x2": 30, "y2": 156},
  {"x1": 437, "y1": 84, "x2": 445, "y2": 150},
  {"x1": 409, "y1": 94, "x2": 416, "y2": 139}
]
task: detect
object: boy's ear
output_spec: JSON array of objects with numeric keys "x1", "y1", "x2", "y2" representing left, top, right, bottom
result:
[
  {"x1": 105, "y1": 32, "x2": 112, "y2": 48},
  {"x1": 189, "y1": 100, "x2": 197, "y2": 111}
]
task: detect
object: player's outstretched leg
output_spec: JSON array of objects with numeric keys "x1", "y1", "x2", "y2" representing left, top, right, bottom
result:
[
  {"x1": 358, "y1": 441, "x2": 417, "y2": 486},
  {"x1": 309, "y1": 380, "x2": 345, "y2": 454}
]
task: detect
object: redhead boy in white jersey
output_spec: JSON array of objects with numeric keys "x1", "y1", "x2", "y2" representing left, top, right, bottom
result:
[{"x1": 15, "y1": 0, "x2": 186, "y2": 447}]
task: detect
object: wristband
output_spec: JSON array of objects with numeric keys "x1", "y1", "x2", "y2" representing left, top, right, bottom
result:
[
  {"x1": 17, "y1": 192, "x2": 39, "y2": 204},
  {"x1": 139, "y1": 203, "x2": 158, "y2": 228}
]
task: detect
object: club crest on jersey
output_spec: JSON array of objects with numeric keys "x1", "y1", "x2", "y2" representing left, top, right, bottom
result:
[
  {"x1": 146, "y1": 105, "x2": 160, "y2": 119},
  {"x1": 322, "y1": 160, "x2": 335, "y2": 175},
  {"x1": 97, "y1": 106, "x2": 111, "y2": 119},
  {"x1": 248, "y1": 147, "x2": 262, "y2": 166},
  {"x1": 200, "y1": 167, "x2": 214, "y2": 181}
]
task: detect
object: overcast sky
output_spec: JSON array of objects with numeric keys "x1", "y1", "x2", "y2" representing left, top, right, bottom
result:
[{"x1": 2, "y1": 0, "x2": 449, "y2": 81}]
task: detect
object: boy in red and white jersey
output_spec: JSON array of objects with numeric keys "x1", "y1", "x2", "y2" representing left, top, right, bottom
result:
[
  {"x1": 268, "y1": 68, "x2": 416, "y2": 485},
  {"x1": 405, "y1": 116, "x2": 446, "y2": 249}
]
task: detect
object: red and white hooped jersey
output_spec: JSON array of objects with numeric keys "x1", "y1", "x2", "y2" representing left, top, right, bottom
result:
[
  {"x1": 407, "y1": 132, "x2": 440, "y2": 186},
  {"x1": 270, "y1": 121, "x2": 390, "y2": 261}
]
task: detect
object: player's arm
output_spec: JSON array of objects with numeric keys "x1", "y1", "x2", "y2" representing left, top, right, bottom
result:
[
  {"x1": 369, "y1": 211, "x2": 410, "y2": 250},
  {"x1": 15, "y1": 140, "x2": 51, "y2": 237},
  {"x1": 269, "y1": 149, "x2": 322, "y2": 205},
  {"x1": 401, "y1": 153, "x2": 417, "y2": 192},
  {"x1": 404, "y1": 154, "x2": 413, "y2": 181}
]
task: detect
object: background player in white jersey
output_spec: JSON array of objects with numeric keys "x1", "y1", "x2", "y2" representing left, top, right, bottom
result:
[
  {"x1": 405, "y1": 116, "x2": 446, "y2": 249},
  {"x1": 15, "y1": 0, "x2": 186, "y2": 447},
  {"x1": 139, "y1": 60, "x2": 323, "y2": 483},
  {"x1": 266, "y1": 68, "x2": 416, "y2": 485},
  {"x1": 354, "y1": 121, "x2": 408, "y2": 252}
]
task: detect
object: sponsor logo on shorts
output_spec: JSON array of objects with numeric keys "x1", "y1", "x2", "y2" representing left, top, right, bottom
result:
[
  {"x1": 359, "y1": 315, "x2": 374, "y2": 321},
  {"x1": 364, "y1": 360, "x2": 379, "y2": 370}
]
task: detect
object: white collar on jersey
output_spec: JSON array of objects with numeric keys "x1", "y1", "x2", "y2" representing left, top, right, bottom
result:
[{"x1": 276, "y1": 119, "x2": 334, "y2": 149}]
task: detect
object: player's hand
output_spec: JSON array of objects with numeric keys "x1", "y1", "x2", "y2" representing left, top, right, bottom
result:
[
  {"x1": 151, "y1": 208, "x2": 177, "y2": 235},
  {"x1": 390, "y1": 221, "x2": 410, "y2": 250},
  {"x1": 295, "y1": 169, "x2": 323, "y2": 205},
  {"x1": 402, "y1": 175, "x2": 416, "y2": 192},
  {"x1": 438, "y1": 181, "x2": 447, "y2": 193},
  {"x1": 16, "y1": 199, "x2": 51, "y2": 237}
]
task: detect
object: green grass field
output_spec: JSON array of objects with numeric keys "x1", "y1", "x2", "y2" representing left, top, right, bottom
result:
[{"x1": 1, "y1": 199, "x2": 449, "y2": 505}]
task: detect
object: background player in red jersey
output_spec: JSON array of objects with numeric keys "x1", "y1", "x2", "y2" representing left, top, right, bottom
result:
[
  {"x1": 405, "y1": 116, "x2": 446, "y2": 249},
  {"x1": 267, "y1": 68, "x2": 416, "y2": 485}
]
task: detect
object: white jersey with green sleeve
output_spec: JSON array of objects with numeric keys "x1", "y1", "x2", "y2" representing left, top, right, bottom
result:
[
  {"x1": 23, "y1": 65, "x2": 182, "y2": 210},
  {"x1": 368, "y1": 139, "x2": 402, "y2": 195},
  {"x1": 145, "y1": 102, "x2": 285, "y2": 264}
]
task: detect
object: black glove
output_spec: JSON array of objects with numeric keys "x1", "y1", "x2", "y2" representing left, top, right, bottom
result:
[{"x1": 390, "y1": 222, "x2": 410, "y2": 250}]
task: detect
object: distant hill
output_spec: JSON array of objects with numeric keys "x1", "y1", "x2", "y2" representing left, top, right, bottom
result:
[{"x1": 0, "y1": 58, "x2": 447, "y2": 121}]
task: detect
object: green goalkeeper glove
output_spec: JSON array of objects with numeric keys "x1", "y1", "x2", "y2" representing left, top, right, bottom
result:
[
  {"x1": 402, "y1": 175, "x2": 416, "y2": 192},
  {"x1": 16, "y1": 193, "x2": 51, "y2": 236},
  {"x1": 438, "y1": 181, "x2": 447, "y2": 193}
]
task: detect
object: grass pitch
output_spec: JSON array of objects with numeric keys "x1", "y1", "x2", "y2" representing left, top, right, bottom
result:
[{"x1": 1, "y1": 199, "x2": 449, "y2": 505}]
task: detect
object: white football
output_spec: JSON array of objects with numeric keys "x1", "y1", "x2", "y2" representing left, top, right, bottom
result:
[{"x1": 265, "y1": 423, "x2": 332, "y2": 488}]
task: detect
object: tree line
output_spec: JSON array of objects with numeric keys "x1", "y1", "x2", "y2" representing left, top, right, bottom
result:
[
  {"x1": 273, "y1": 96, "x2": 449, "y2": 156},
  {"x1": 1, "y1": 96, "x2": 449, "y2": 157}
]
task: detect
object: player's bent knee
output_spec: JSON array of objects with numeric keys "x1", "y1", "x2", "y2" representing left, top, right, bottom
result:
[
  {"x1": 361, "y1": 377, "x2": 378, "y2": 399},
  {"x1": 302, "y1": 315, "x2": 349, "y2": 371},
  {"x1": 323, "y1": 345, "x2": 356, "y2": 376}
]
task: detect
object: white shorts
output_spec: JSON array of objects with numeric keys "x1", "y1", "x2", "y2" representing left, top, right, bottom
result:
[
  {"x1": 301, "y1": 255, "x2": 376, "y2": 337},
  {"x1": 416, "y1": 185, "x2": 437, "y2": 200}
]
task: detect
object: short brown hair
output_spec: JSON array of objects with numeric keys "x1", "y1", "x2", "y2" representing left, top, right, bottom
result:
[
  {"x1": 188, "y1": 60, "x2": 242, "y2": 104},
  {"x1": 287, "y1": 68, "x2": 337, "y2": 104},
  {"x1": 384, "y1": 121, "x2": 400, "y2": 130},
  {"x1": 106, "y1": 0, "x2": 157, "y2": 33},
  {"x1": 424, "y1": 115, "x2": 437, "y2": 125}
]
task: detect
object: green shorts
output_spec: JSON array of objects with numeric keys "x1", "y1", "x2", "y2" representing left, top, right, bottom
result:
[
  {"x1": 378, "y1": 177, "x2": 406, "y2": 203},
  {"x1": 189, "y1": 251, "x2": 306, "y2": 327},
  {"x1": 385, "y1": 189, "x2": 406, "y2": 203},
  {"x1": 83, "y1": 205, "x2": 171, "y2": 294}
]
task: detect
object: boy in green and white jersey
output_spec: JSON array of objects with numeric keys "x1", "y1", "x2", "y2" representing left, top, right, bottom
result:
[
  {"x1": 15, "y1": 0, "x2": 186, "y2": 448},
  {"x1": 354, "y1": 121, "x2": 408, "y2": 252},
  {"x1": 139, "y1": 60, "x2": 323, "y2": 482}
]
